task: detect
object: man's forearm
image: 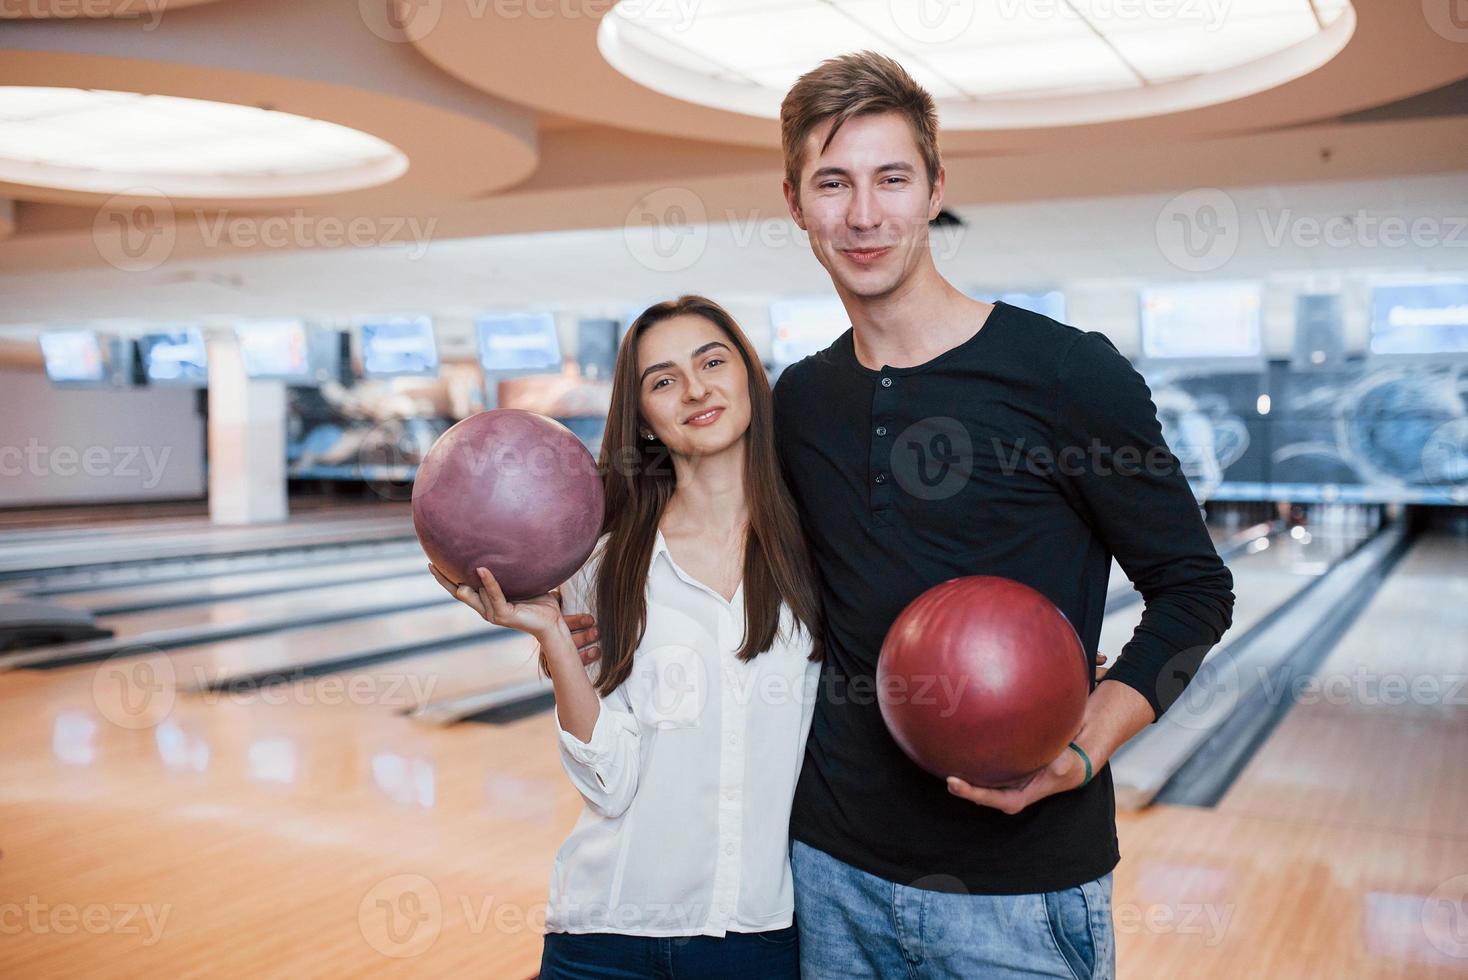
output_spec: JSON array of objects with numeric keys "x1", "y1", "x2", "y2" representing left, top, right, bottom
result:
[{"x1": 1073, "y1": 677, "x2": 1155, "y2": 771}]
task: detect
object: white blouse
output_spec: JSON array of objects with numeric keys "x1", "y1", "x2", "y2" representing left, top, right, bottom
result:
[{"x1": 544, "y1": 529, "x2": 820, "y2": 938}]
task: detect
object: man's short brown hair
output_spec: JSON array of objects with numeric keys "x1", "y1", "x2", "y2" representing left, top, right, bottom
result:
[{"x1": 780, "y1": 51, "x2": 940, "y2": 202}]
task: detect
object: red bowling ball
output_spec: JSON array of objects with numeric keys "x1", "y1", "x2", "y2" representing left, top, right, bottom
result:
[
  {"x1": 876, "y1": 576, "x2": 1090, "y2": 787},
  {"x1": 412, "y1": 409, "x2": 604, "y2": 600}
]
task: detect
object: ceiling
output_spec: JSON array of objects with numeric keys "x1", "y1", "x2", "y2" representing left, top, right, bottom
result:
[{"x1": 0, "y1": 0, "x2": 1465, "y2": 336}]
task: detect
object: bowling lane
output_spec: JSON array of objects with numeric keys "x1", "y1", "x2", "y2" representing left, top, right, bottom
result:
[
  {"x1": 1098, "y1": 524, "x2": 1369, "y2": 663},
  {"x1": 82, "y1": 574, "x2": 450, "y2": 639},
  {"x1": 279, "y1": 632, "x2": 543, "y2": 714},
  {"x1": 38, "y1": 553, "x2": 428, "y2": 614},
  {"x1": 0, "y1": 513, "x2": 414, "y2": 579},
  {"x1": 0, "y1": 500, "x2": 400, "y2": 546},
  {"x1": 1216, "y1": 532, "x2": 1468, "y2": 837},
  {"x1": 117, "y1": 603, "x2": 502, "y2": 691},
  {"x1": 11, "y1": 537, "x2": 420, "y2": 597}
]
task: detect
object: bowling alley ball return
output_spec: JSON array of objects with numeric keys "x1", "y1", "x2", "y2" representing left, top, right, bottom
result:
[
  {"x1": 0, "y1": 601, "x2": 113, "y2": 652},
  {"x1": 877, "y1": 576, "x2": 1090, "y2": 788}
]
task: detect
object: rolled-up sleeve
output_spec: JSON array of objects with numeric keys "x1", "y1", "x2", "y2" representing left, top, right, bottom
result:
[
  {"x1": 1054, "y1": 331, "x2": 1236, "y2": 720},
  {"x1": 552, "y1": 550, "x2": 642, "y2": 817}
]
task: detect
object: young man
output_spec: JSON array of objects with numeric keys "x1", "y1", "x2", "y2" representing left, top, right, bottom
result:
[{"x1": 771, "y1": 52, "x2": 1235, "y2": 979}]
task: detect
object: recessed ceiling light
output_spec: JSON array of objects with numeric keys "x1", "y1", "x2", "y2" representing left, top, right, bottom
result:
[
  {"x1": 599, "y1": 0, "x2": 1356, "y2": 127},
  {"x1": 0, "y1": 87, "x2": 408, "y2": 198}
]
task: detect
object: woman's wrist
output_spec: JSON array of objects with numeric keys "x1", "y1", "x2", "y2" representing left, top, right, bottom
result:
[{"x1": 534, "y1": 620, "x2": 577, "y2": 661}]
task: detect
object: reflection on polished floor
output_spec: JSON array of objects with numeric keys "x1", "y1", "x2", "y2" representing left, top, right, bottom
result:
[{"x1": 1, "y1": 507, "x2": 1465, "y2": 978}]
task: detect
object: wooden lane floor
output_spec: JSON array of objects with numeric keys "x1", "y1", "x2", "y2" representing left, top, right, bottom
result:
[
  {"x1": 0, "y1": 505, "x2": 409, "y2": 554},
  {"x1": 1111, "y1": 531, "x2": 1468, "y2": 978},
  {"x1": 9, "y1": 631, "x2": 1464, "y2": 977},
  {"x1": 65, "y1": 603, "x2": 504, "y2": 691},
  {"x1": 0, "y1": 662, "x2": 578, "y2": 978},
  {"x1": 0, "y1": 501, "x2": 407, "y2": 546},
  {"x1": 34, "y1": 553, "x2": 428, "y2": 615},
  {"x1": 75, "y1": 575, "x2": 450, "y2": 641},
  {"x1": 266, "y1": 632, "x2": 543, "y2": 717},
  {"x1": 1113, "y1": 803, "x2": 1468, "y2": 978},
  {"x1": 3, "y1": 525, "x2": 1458, "y2": 978},
  {"x1": 0, "y1": 513, "x2": 415, "y2": 580},
  {"x1": 1217, "y1": 532, "x2": 1468, "y2": 837}
]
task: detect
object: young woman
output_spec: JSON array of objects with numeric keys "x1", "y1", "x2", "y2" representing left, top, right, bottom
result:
[{"x1": 431, "y1": 295, "x2": 824, "y2": 978}]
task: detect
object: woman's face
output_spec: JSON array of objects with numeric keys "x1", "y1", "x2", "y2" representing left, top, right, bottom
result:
[{"x1": 635, "y1": 313, "x2": 752, "y2": 458}]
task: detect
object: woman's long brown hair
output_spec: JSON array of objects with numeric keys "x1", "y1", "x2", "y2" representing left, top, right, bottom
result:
[{"x1": 588, "y1": 295, "x2": 823, "y2": 698}]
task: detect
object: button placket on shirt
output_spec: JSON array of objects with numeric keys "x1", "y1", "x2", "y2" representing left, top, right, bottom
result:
[
  {"x1": 656, "y1": 538, "x2": 747, "y2": 933},
  {"x1": 711, "y1": 599, "x2": 745, "y2": 931},
  {"x1": 870, "y1": 372, "x2": 898, "y2": 525}
]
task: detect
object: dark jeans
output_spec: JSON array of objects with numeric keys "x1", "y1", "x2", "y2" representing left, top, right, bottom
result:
[{"x1": 539, "y1": 924, "x2": 800, "y2": 979}]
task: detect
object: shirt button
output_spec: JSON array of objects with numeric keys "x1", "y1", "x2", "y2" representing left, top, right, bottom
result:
[
  {"x1": 724, "y1": 843, "x2": 736, "y2": 856},
  {"x1": 874, "y1": 473, "x2": 886, "y2": 485},
  {"x1": 875, "y1": 426, "x2": 887, "y2": 436},
  {"x1": 881, "y1": 377, "x2": 893, "y2": 388}
]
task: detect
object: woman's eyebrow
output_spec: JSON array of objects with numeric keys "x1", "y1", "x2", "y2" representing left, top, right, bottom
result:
[{"x1": 639, "y1": 341, "x2": 731, "y2": 383}]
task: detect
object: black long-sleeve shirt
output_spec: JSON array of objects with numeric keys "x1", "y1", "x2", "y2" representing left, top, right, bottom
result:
[{"x1": 772, "y1": 300, "x2": 1235, "y2": 894}]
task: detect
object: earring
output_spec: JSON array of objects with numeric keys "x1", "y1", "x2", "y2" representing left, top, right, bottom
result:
[{"x1": 643, "y1": 432, "x2": 656, "y2": 441}]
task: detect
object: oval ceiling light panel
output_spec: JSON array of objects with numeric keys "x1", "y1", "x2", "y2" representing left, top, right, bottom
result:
[
  {"x1": 0, "y1": 87, "x2": 409, "y2": 198},
  {"x1": 598, "y1": 0, "x2": 1356, "y2": 128}
]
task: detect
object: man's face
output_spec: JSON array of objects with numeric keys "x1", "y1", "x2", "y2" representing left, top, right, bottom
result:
[{"x1": 785, "y1": 111, "x2": 943, "y2": 302}]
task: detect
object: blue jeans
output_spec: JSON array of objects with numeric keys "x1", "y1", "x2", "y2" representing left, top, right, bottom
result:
[
  {"x1": 791, "y1": 840, "x2": 1115, "y2": 979},
  {"x1": 539, "y1": 925, "x2": 800, "y2": 979}
]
